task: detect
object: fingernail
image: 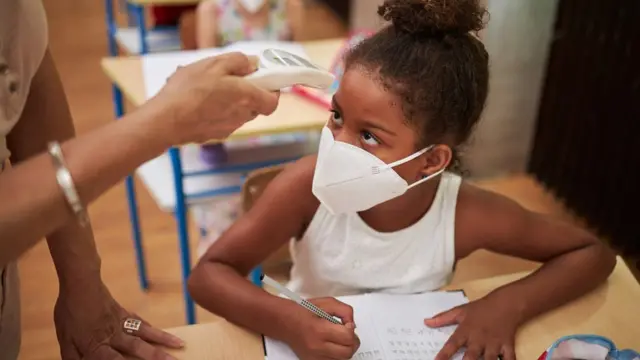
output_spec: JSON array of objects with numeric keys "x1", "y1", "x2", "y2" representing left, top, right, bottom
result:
[{"x1": 171, "y1": 336, "x2": 185, "y2": 347}]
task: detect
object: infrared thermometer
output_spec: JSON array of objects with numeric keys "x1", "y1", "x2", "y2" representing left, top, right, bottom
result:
[{"x1": 245, "y1": 48, "x2": 335, "y2": 91}]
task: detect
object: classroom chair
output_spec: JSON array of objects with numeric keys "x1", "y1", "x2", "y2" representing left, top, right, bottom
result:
[{"x1": 241, "y1": 164, "x2": 292, "y2": 272}]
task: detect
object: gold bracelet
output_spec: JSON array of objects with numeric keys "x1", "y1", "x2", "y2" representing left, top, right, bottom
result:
[{"x1": 48, "y1": 141, "x2": 89, "y2": 226}]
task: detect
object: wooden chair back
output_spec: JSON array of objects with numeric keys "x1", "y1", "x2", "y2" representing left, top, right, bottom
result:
[{"x1": 241, "y1": 165, "x2": 291, "y2": 267}]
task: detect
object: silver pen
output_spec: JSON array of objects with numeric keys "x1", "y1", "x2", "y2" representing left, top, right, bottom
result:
[{"x1": 261, "y1": 274, "x2": 343, "y2": 325}]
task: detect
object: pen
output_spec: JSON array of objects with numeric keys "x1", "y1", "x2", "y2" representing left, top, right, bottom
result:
[{"x1": 261, "y1": 274, "x2": 343, "y2": 325}]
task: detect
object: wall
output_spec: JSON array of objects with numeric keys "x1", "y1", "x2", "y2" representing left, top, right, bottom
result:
[
  {"x1": 314, "y1": 0, "x2": 351, "y2": 23},
  {"x1": 465, "y1": 0, "x2": 559, "y2": 178},
  {"x1": 349, "y1": 0, "x2": 489, "y2": 35},
  {"x1": 350, "y1": 0, "x2": 385, "y2": 30}
]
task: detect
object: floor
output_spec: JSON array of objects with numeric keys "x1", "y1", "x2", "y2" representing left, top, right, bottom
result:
[{"x1": 15, "y1": 1, "x2": 599, "y2": 359}]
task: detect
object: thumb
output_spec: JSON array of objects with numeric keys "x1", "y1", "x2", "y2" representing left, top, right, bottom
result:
[
  {"x1": 424, "y1": 306, "x2": 465, "y2": 328},
  {"x1": 246, "y1": 55, "x2": 260, "y2": 71}
]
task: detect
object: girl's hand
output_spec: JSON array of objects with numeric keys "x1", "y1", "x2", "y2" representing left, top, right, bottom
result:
[
  {"x1": 424, "y1": 296, "x2": 521, "y2": 360},
  {"x1": 287, "y1": 297, "x2": 361, "y2": 360}
]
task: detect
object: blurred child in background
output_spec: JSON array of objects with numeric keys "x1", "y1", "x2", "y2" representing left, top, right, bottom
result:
[
  {"x1": 181, "y1": 0, "x2": 347, "y2": 49},
  {"x1": 195, "y1": 0, "x2": 299, "y2": 48},
  {"x1": 150, "y1": 5, "x2": 196, "y2": 28}
]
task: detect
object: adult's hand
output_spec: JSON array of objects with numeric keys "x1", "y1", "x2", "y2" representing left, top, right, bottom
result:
[
  {"x1": 54, "y1": 281, "x2": 184, "y2": 360},
  {"x1": 148, "y1": 52, "x2": 280, "y2": 145}
]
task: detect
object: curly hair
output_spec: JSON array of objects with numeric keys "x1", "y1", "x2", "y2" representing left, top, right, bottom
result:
[{"x1": 345, "y1": 0, "x2": 490, "y2": 173}]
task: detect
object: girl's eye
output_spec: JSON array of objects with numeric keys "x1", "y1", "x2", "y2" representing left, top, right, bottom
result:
[
  {"x1": 330, "y1": 109, "x2": 344, "y2": 126},
  {"x1": 361, "y1": 131, "x2": 380, "y2": 146}
]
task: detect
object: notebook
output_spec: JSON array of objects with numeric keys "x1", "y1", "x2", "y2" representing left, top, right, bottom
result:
[{"x1": 264, "y1": 291, "x2": 468, "y2": 360}]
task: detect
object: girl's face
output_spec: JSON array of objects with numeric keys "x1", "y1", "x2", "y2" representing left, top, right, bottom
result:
[{"x1": 328, "y1": 67, "x2": 445, "y2": 184}]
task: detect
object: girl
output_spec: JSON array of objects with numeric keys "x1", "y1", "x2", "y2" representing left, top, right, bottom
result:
[{"x1": 188, "y1": 1, "x2": 617, "y2": 359}]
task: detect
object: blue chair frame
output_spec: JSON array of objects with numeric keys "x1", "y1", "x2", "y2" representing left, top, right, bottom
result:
[{"x1": 104, "y1": 0, "x2": 281, "y2": 325}]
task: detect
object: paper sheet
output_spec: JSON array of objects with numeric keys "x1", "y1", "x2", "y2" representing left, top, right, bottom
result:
[
  {"x1": 265, "y1": 291, "x2": 468, "y2": 360},
  {"x1": 141, "y1": 41, "x2": 308, "y2": 100}
]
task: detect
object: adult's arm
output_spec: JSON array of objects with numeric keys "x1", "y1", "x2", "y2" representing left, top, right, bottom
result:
[
  {"x1": 6, "y1": 49, "x2": 214, "y2": 359},
  {"x1": 0, "y1": 48, "x2": 278, "y2": 267},
  {"x1": 7, "y1": 49, "x2": 119, "y2": 283},
  {"x1": 1, "y1": 50, "x2": 167, "y2": 267}
]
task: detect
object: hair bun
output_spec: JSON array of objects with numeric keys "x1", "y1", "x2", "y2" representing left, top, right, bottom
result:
[{"x1": 378, "y1": 0, "x2": 487, "y2": 36}]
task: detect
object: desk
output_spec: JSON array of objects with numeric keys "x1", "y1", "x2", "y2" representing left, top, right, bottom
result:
[
  {"x1": 101, "y1": 39, "x2": 343, "y2": 325},
  {"x1": 161, "y1": 257, "x2": 640, "y2": 359}
]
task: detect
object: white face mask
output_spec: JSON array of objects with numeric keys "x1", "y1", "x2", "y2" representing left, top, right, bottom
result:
[
  {"x1": 312, "y1": 127, "x2": 445, "y2": 215},
  {"x1": 238, "y1": 0, "x2": 266, "y2": 13}
]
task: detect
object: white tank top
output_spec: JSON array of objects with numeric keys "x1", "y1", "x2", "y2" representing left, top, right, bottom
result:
[{"x1": 287, "y1": 172, "x2": 462, "y2": 298}]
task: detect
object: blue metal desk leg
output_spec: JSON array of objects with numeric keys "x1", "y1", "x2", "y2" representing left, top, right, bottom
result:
[
  {"x1": 132, "y1": 4, "x2": 149, "y2": 54},
  {"x1": 126, "y1": 2, "x2": 137, "y2": 27},
  {"x1": 114, "y1": 88, "x2": 149, "y2": 291},
  {"x1": 169, "y1": 147, "x2": 196, "y2": 325},
  {"x1": 105, "y1": 0, "x2": 149, "y2": 291}
]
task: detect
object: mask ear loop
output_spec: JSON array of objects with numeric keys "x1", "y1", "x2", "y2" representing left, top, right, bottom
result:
[
  {"x1": 408, "y1": 144, "x2": 445, "y2": 188},
  {"x1": 407, "y1": 167, "x2": 445, "y2": 189},
  {"x1": 370, "y1": 145, "x2": 445, "y2": 187},
  {"x1": 371, "y1": 145, "x2": 433, "y2": 175}
]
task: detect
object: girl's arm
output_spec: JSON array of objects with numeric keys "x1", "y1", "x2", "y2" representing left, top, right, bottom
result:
[
  {"x1": 428, "y1": 184, "x2": 616, "y2": 359},
  {"x1": 455, "y1": 183, "x2": 617, "y2": 324},
  {"x1": 189, "y1": 158, "x2": 361, "y2": 360},
  {"x1": 188, "y1": 156, "x2": 320, "y2": 339}
]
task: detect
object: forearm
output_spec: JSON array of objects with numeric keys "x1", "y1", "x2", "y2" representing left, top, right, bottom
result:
[
  {"x1": 47, "y1": 220, "x2": 102, "y2": 293},
  {"x1": 0, "y1": 105, "x2": 169, "y2": 266},
  {"x1": 188, "y1": 261, "x2": 298, "y2": 340},
  {"x1": 490, "y1": 242, "x2": 616, "y2": 324}
]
